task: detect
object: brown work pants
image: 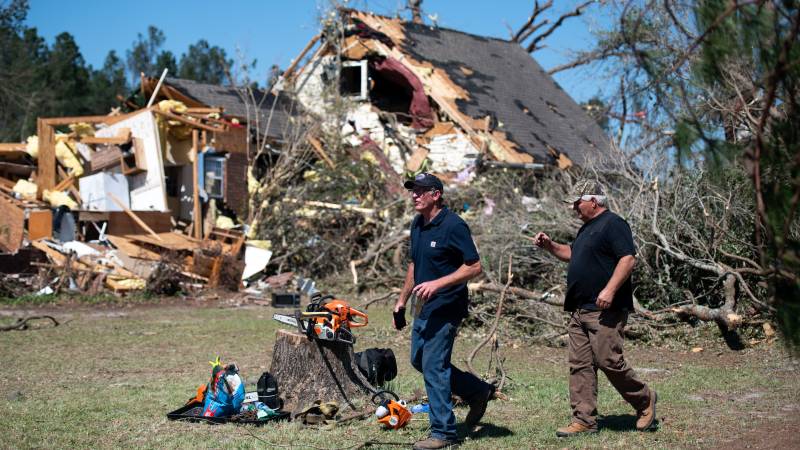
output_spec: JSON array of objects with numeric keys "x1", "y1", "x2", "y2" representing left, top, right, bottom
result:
[{"x1": 568, "y1": 309, "x2": 651, "y2": 428}]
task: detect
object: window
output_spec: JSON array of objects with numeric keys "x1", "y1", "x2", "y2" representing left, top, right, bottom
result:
[
  {"x1": 204, "y1": 155, "x2": 225, "y2": 199},
  {"x1": 340, "y1": 60, "x2": 368, "y2": 100}
]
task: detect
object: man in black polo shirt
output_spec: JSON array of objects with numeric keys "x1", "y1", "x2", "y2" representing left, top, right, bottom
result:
[
  {"x1": 393, "y1": 173, "x2": 493, "y2": 450},
  {"x1": 533, "y1": 179, "x2": 657, "y2": 437}
]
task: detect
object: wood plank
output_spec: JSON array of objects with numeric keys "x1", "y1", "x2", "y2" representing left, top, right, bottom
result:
[
  {"x1": 41, "y1": 115, "x2": 123, "y2": 126},
  {"x1": 127, "y1": 232, "x2": 203, "y2": 252},
  {"x1": 36, "y1": 119, "x2": 56, "y2": 196},
  {"x1": 89, "y1": 145, "x2": 123, "y2": 172},
  {"x1": 0, "y1": 194, "x2": 24, "y2": 253},
  {"x1": 29, "y1": 241, "x2": 90, "y2": 271},
  {"x1": 106, "y1": 235, "x2": 161, "y2": 261},
  {"x1": 106, "y1": 211, "x2": 172, "y2": 236},
  {"x1": 53, "y1": 175, "x2": 75, "y2": 192},
  {"x1": 186, "y1": 107, "x2": 224, "y2": 114},
  {"x1": 0, "y1": 143, "x2": 26, "y2": 151},
  {"x1": 79, "y1": 128, "x2": 131, "y2": 145},
  {"x1": 108, "y1": 193, "x2": 163, "y2": 241},
  {"x1": 27, "y1": 209, "x2": 52, "y2": 241}
]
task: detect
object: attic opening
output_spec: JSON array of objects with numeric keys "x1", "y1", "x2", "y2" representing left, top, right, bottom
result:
[{"x1": 365, "y1": 66, "x2": 419, "y2": 127}]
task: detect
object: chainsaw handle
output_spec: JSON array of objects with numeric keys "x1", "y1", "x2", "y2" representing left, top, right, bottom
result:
[{"x1": 347, "y1": 308, "x2": 368, "y2": 328}]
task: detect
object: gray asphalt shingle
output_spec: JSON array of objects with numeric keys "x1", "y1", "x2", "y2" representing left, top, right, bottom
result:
[{"x1": 400, "y1": 23, "x2": 610, "y2": 166}]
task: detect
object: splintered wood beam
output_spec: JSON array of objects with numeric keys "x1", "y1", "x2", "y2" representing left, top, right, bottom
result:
[
  {"x1": 283, "y1": 33, "x2": 321, "y2": 81},
  {"x1": 307, "y1": 136, "x2": 336, "y2": 169}
]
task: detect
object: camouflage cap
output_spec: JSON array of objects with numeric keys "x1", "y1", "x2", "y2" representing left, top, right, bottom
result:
[{"x1": 563, "y1": 179, "x2": 605, "y2": 203}]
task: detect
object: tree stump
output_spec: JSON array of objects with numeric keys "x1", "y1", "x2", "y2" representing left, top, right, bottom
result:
[{"x1": 269, "y1": 329, "x2": 376, "y2": 414}]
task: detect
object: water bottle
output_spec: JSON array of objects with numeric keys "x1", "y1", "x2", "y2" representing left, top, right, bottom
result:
[{"x1": 410, "y1": 403, "x2": 430, "y2": 414}]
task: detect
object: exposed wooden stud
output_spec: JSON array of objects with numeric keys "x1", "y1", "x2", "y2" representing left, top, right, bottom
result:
[{"x1": 192, "y1": 129, "x2": 202, "y2": 240}]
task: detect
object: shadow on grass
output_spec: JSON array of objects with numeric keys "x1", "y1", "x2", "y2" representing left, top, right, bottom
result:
[
  {"x1": 598, "y1": 414, "x2": 660, "y2": 432},
  {"x1": 461, "y1": 423, "x2": 514, "y2": 440}
]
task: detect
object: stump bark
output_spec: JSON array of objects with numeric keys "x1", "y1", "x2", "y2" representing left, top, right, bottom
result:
[{"x1": 269, "y1": 329, "x2": 376, "y2": 414}]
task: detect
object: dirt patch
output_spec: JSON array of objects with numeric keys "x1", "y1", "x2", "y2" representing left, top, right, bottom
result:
[{"x1": 723, "y1": 415, "x2": 800, "y2": 449}]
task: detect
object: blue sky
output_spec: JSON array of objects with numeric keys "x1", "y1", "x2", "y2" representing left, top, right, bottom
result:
[{"x1": 26, "y1": 0, "x2": 609, "y2": 102}]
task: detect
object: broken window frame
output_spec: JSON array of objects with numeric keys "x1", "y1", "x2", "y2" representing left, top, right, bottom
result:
[{"x1": 340, "y1": 60, "x2": 369, "y2": 100}]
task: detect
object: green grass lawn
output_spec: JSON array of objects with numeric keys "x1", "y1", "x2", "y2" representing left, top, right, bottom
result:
[{"x1": 1, "y1": 301, "x2": 798, "y2": 449}]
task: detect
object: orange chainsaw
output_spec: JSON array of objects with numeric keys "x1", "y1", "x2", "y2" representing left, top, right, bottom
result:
[{"x1": 273, "y1": 294, "x2": 368, "y2": 344}]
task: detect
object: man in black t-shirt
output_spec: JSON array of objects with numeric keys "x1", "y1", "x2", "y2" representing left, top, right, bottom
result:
[
  {"x1": 393, "y1": 173, "x2": 494, "y2": 450},
  {"x1": 534, "y1": 179, "x2": 657, "y2": 437}
]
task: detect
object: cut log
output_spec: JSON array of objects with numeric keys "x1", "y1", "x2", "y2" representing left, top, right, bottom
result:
[{"x1": 269, "y1": 329, "x2": 375, "y2": 415}]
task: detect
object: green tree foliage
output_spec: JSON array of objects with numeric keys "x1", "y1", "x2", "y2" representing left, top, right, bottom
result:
[
  {"x1": 47, "y1": 32, "x2": 91, "y2": 117},
  {"x1": 177, "y1": 39, "x2": 232, "y2": 85},
  {"x1": 125, "y1": 25, "x2": 175, "y2": 82},
  {"x1": 86, "y1": 50, "x2": 128, "y2": 115},
  {"x1": 0, "y1": 10, "x2": 237, "y2": 139}
]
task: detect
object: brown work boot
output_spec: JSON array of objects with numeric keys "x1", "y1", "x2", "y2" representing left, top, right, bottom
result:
[
  {"x1": 555, "y1": 422, "x2": 598, "y2": 437},
  {"x1": 464, "y1": 386, "x2": 494, "y2": 431},
  {"x1": 412, "y1": 436, "x2": 459, "y2": 449},
  {"x1": 636, "y1": 390, "x2": 658, "y2": 431}
]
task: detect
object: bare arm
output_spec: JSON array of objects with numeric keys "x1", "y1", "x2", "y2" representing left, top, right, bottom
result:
[
  {"x1": 395, "y1": 262, "x2": 415, "y2": 312},
  {"x1": 412, "y1": 260, "x2": 482, "y2": 301},
  {"x1": 531, "y1": 232, "x2": 572, "y2": 262},
  {"x1": 596, "y1": 255, "x2": 636, "y2": 309}
]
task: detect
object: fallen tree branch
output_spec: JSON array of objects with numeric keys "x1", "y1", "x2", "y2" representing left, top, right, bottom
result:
[
  {"x1": 468, "y1": 281, "x2": 563, "y2": 307},
  {"x1": 467, "y1": 256, "x2": 513, "y2": 380},
  {"x1": 0, "y1": 315, "x2": 59, "y2": 331},
  {"x1": 360, "y1": 288, "x2": 401, "y2": 309}
]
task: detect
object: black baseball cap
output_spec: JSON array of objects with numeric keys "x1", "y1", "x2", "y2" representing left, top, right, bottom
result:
[{"x1": 404, "y1": 172, "x2": 444, "y2": 192}]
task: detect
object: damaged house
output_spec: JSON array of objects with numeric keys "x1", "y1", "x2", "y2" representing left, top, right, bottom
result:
[
  {"x1": 0, "y1": 76, "x2": 298, "y2": 292},
  {"x1": 282, "y1": 9, "x2": 610, "y2": 182},
  {"x1": 0, "y1": 8, "x2": 610, "y2": 296}
]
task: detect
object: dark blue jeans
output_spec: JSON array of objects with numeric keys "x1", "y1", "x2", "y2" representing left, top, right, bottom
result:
[{"x1": 410, "y1": 315, "x2": 489, "y2": 441}]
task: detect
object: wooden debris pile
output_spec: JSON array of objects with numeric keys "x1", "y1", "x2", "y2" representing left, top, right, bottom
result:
[{"x1": 8, "y1": 227, "x2": 247, "y2": 296}]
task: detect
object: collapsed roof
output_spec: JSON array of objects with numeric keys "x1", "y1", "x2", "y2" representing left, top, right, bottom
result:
[
  {"x1": 340, "y1": 11, "x2": 611, "y2": 168},
  {"x1": 143, "y1": 76, "x2": 301, "y2": 141}
]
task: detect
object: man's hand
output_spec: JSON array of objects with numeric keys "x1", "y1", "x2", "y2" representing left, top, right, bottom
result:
[
  {"x1": 412, "y1": 280, "x2": 440, "y2": 301},
  {"x1": 532, "y1": 232, "x2": 551, "y2": 249},
  {"x1": 596, "y1": 288, "x2": 614, "y2": 309}
]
